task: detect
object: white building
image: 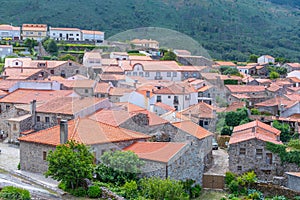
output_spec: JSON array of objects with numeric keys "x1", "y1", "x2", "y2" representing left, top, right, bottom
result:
[
  {"x1": 257, "y1": 55, "x2": 275, "y2": 64},
  {"x1": 0, "y1": 45, "x2": 13, "y2": 58},
  {"x1": 82, "y1": 30, "x2": 104, "y2": 44},
  {"x1": 110, "y1": 52, "x2": 129, "y2": 60},
  {"x1": 83, "y1": 51, "x2": 102, "y2": 67},
  {"x1": 124, "y1": 61, "x2": 182, "y2": 82},
  {"x1": 0, "y1": 24, "x2": 21, "y2": 40},
  {"x1": 49, "y1": 27, "x2": 82, "y2": 41},
  {"x1": 154, "y1": 83, "x2": 198, "y2": 111}
]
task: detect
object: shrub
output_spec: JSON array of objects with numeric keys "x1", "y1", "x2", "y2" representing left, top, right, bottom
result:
[
  {"x1": 139, "y1": 177, "x2": 189, "y2": 200},
  {"x1": 251, "y1": 108, "x2": 261, "y2": 115},
  {"x1": 121, "y1": 180, "x2": 138, "y2": 199},
  {"x1": 58, "y1": 182, "x2": 67, "y2": 191},
  {"x1": 272, "y1": 196, "x2": 287, "y2": 200},
  {"x1": 69, "y1": 187, "x2": 87, "y2": 197},
  {"x1": 288, "y1": 139, "x2": 300, "y2": 150},
  {"x1": 228, "y1": 180, "x2": 239, "y2": 194},
  {"x1": 87, "y1": 185, "x2": 102, "y2": 198},
  {"x1": 248, "y1": 189, "x2": 263, "y2": 200},
  {"x1": 17, "y1": 162, "x2": 20, "y2": 170},
  {"x1": 0, "y1": 186, "x2": 31, "y2": 200},
  {"x1": 225, "y1": 171, "x2": 236, "y2": 185},
  {"x1": 221, "y1": 126, "x2": 232, "y2": 136},
  {"x1": 191, "y1": 184, "x2": 202, "y2": 198}
]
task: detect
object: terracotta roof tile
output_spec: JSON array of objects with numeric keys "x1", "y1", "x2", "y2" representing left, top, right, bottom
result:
[
  {"x1": 0, "y1": 89, "x2": 73, "y2": 104},
  {"x1": 154, "y1": 82, "x2": 196, "y2": 95},
  {"x1": 179, "y1": 102, "x2": 215, "y2": 119},
  {"x1": 123, "y1": 142, "x2": 187, "y2": 163},
  {"x1": 224, "y1": 102, "x2": 246, "y2": 112},
  {"x1": 172, "y1": 120, "x2": 213, "y2": 140},
  {"x1": 215, "y1": 61, "x2": 236, "y2": 66},
  {"x1": 255, "y1": 97, "x2": 296, "y2": 108},
  {"x1": 226, "y1": 85, "x2": 265, "y2": 93},
  {"x1": 155, "y1": 102, "x2": 176, "y2": 112},
  {"x1": 19, "y1": 118, "x2": 150, "y2": 146},
  {"x1": 94, "y1": 82, "x2": 110, "y2": 94},
  {"x1": 3, "y1": 68, "x2": 43, "y2": 80},
  {"x1": 109, "y1": 87, "x2": 133, "y2": 96}
]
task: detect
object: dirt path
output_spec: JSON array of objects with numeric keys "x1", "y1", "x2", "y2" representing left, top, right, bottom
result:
[{"x1": 206, "y1": 149, "x2": 229, "y2": 175}]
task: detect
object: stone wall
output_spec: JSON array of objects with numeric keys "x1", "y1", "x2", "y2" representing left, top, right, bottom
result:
[
  {"x1": 20, "y1": 142, "x2": 55, "y2": 173},
  {"x1": 34, "y1": 113, "x2": 73, "y2": 131},
  {"x1": 50, "y1": 61, "x2": 87, "y2": 78},
  {"x1": 229, "y1": 139, "x2": 282, "y2": 181},
  {"x1": 252, "y1": 182, "x2": 300, "y2": 199},
  {"x1": 286, "y1": 173, "x2": 300, "y2": 192}
]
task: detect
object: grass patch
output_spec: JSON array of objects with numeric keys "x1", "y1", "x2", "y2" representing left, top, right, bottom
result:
[
  {"x1": 128, "y1": 53, "x2": 146, "y2": 56},
  {"x1": 194, "y1": 190, "x2": 227, "y2": 200},
  {"x1": 59, "y1": 51, "x2": 85, "y2": 54}
]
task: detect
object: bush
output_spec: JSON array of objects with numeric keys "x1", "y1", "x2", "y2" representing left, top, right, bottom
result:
[
  {"x1": 251, "y1": 108, "x2": 261, "y2": 115},
  {"x1": 272, "y1": 196, "x2": 287, "y2": 200},
  {"x1": 121, "y1": 180, "x2": 138, "y2": 199},
  {"x1": 87, "y1": 185, "x2": 102, "y2": 198},
  {"x1": 288, "y1": 139, "x2": 300, "y2": 150},
  {"x1": 0, "y1": 186, "x2": 31, "y2": 200},
  {"x1": 225, "y1": 171, "x2": 236, "y2": 185},
  {"x1": 69, "y1": 187, "x2": 87, "y2": 197},
  {"x1": 248, "y1": 189, "x2": 263, "y2": 200},
  {"x1": 191, "y1": 184, "x2": 202, "y2": 198},
  {"x1": 139, "y1": 177, "x2": 189, "y2": 200},
  {"x1": 228, "y1": 180, "x2": 239, "y2": 194},
  {"x1": 221, "y1": 126, "x2": 232, "y2": 136}
]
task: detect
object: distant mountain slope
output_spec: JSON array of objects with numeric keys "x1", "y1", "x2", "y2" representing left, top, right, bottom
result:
[{"x1": 0, "y1": 0, "x2": 299, "y2": 61}]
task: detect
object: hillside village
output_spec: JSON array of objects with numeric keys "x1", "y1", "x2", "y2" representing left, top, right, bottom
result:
[{"x1": 1, "y1": 23, "x2": 300, "y2": 199}]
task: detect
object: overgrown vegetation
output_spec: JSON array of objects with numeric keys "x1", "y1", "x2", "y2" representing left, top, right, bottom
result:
[
  {"x1": 266, "y1": 141, "x2": 300, "y2": 166},
  {"x1": 272, "y1": 120, "x2": 298, "y2": 143},
  {"x1": 0, "y1": 186, "x2": 31, "y2": 200}
]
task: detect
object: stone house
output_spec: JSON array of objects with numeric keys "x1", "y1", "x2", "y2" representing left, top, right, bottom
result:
[
  {"x1": 177, "y1": 102, "x2": 217, "y2": 132},
  {"x1": 228, "y1": 120, "x2": 283, "y2": 181},
  {"x1": 2, "y1": 68, "x2": 49, "y2": 81},
  {"x1": 18, "y1": 118, "x2": 150, "y2": 173},
  {"x1": 72, "y1": 79, "x2": 97, "y2": 97},
  {"x1": 283, "y1": 63, "x2": 300, "y2": 73},
  {"x1": 285, "y1": 172, "x2": 300, "y2": 192},
  {"x1": 83, "y1": 51, "x2": 102, "y2": 68}
]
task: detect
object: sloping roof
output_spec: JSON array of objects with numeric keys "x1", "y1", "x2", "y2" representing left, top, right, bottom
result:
[
  {"x1": 22, "y1": 24, "x2": 47, "y2": 31},
  {"x1": 266, "y1": 83, "x2": 281, "y2": 92},
  {"x1": 0, "y1": 24, "x2": 20, "y2": 31},
  {"x1": 179, "y1": 102, "x2": 215, "y2": 119},
  {"x1": 73, "y1": 80, "x2": 96, "y2": 88},
  {"x1": 178, "y1": 66, "x2": 207, "y2": 72},
  {"x1": 0, "y1": 89, "x2": 73, "y2": 104},
  {"x1": 288, "y1": 77, "x2": 300, "y2": 83},
  {"x1": 200, "y1": 73, "x2": 219, "y2": 80},
  {"x1": 215, "y1": 61, "x2": 236, "y2": 66},
  {"x1": 3, "y1": 68, "x2": 43, "y2": 80},
  {"x1": 50, "y1": 27, "x2": 80, "y2": 31},
  {"x1": 123, "y1": 142, "x2": 187, "y2": 163},
  {"x1": 109, "y1": 87, "x2": 133, "y2": 96},
  {"x1": 81, "y1": 30, "x2": 104, "y2": 35},
  {"x1": 129, "y1": 56, "x2": 152, "y2": 61},
  {"x1": 0, "y1": 80, "x2": 18, "y2": 91},
  {"x1": 154, "y1": 102, "x2": 176, "y2": 112},
  {"x1": 36, "y1": 97, "x2": 106, "y2": 115},
  {"x1": 226, "y1": 85, "x2": 265, "y2": 93},
  {"x1": 172, "y1": 120, "x2": 213, "y2": 140},
  {"x1": 286, "y1": 63, "x2": 300, "y2": 68},
  {"x1": 94, "y1": 82, "x2": 110, "y2": 94},
  {"x1": 229, "y1": 120, "x2": 282, "y2": 144},
  {"x1": 89, "y1": 109, "x2": 135, "y2": 127},
  {"x1": 224, "y1": 102, "x2": 246, "y2": 112},
  {"x1": 19, "y1": 118, "x2": 150, "y2": 146},
  {"x1": 154, "y1": 82, "x2": 196, "y2": 95},
  {"x1": 255, "y1": 97, "x2": 296, "y2": 108}
]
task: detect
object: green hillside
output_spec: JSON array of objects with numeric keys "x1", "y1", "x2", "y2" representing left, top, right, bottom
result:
[{"x1": 0, "y1": 0, "x2": 299, "y2": 61}]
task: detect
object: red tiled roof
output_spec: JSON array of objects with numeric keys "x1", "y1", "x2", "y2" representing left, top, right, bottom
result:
[
  {"x1": 266, "y1": 83, "x2": 281, "y2": 92},
  {"x1": 179, "y1": 102, "x2": 215, "y2": 119},
  {"x1": 286, "y1": 63, "x2": 300, "y2": 69},
  {"x1": 89, "y1": 109, "x2": 135, "y2": 127},
  {"x1": 224, "y1": 102, "x2": 246, "y2": 112},
  {"x1": 3, "y1": 68, "x2": 43, "y2": 80},
  {"x1": 0, "y1": 89, "x2": 73, "y2": 104},
  {"x1": 36, "y1": 97, "x2": 107, "y2": 115},
  {"x1": 99, "y1": 74, "x2": 125, "y2": 81},
  {"x1": 229, "y1": 120, "x2": 282, "y2": 144},
  {"x1": 123, "y1": 142, "x2": 187, "y2": 163},
  {"x1": 255, "y1": 97, "x2": 296, "y2": 108},
  {"x1": 172, "y1": 120, "x2": 213, "y2": 140},
  {"x1": 19, "y1": 118, "x2": 150, "y2": 146},
  {"x1": 215, "y1": 61, "x2": 236, "y2": 66},
  {"x1": 109, "y1": 87, "x2": 133, "y2": 96},
  {"x1": 288, "y1": 77, "x2": 300, "y2": 83},
  {"x1": 94, "y1": 82, "x2": 110, "y2": 94},
  {"x1": 155, "y1": 102, "x2": 176, "y2": 112},
  {"x1": 50, "y1": 27, "x2": 80, "y2": 31},
  {"x1": 154, "y1": 82, "x2": 196, "y2": 95},
  {"x1": 81, "y1": 30, "x2": 104, "y2": 35},
  {"x1": 226, "y1": 85, "x2": 265, "y2": 93}
]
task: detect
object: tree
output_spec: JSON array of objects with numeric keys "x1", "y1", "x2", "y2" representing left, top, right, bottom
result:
[
  {"x1": 45, "y1": 140, "x2": 94, "y2": 189},
  {"x1": 272, "y1": 120, "x2": 292, "y2": 142},
  {"x1": 270, "y1": 71, "x2": 279, "y2": 79},
  {"x1": 59, "y1": 54, "x2": 76, "y2": 61},
  {"x1": 47, "y1": 39, "x2": 58, "y2": 54},
  {"x1": 94, "y1": 150, "x2": 143, "y2": 185},
  {"x1": 225, "y1": 107, "x2": 249, "y2": 127},
  {"x1": 248, "y1": 54, "x2": 258, "y2": 63},
  {"x1": 160, "y1": 51, "x2": 177, "y2": 61}
]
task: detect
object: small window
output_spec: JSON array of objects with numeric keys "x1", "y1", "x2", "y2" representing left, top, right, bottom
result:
[
  {"x1": 193, "y1": 72, "x2": 197, "y2": 77},
  {"x1": 204, "y1": 121, "x2": 209, "y2": 126},
  {"x1": 85, "y1": 89, "x2": 89, "y2": 93},
  {"x1": 133, "y1": 72, "x2": 137, "y2": 76},
  {"x1": 173, "y1": 72, "x2": 177, "y2": 77},
  {"x1": 127, "y1": 72, "x2": 131, "y2": 76},
  {"x1": 256, "y1": 149, "x2": 263, "y2": 158},
  {"x1": 45, "y1": 117, "x2": 50, "y2": 123},
  {"x1": 168, "y1": 96, "x2": 171, "y2": 99},
  {"x1": 6, "y1": 105, "x2": 10, "y2": 110},
  {"x1": 37, "y1": 116, "x2": 40, "y2": 122},
  {"x1": 157, "y1": 96, "x2": 161, "y2": 103},
  {"x1": 50, "y1": 69, "x2": 54, "y2": 74},
  {"x1": 75, "y1": 70, "x2": 79, "y2": 74},
  {"x1": 145, "y1": 72, "x2": 150, "y2": 77},
  {"x1": 156, "y1": 72, "x2": 161, "y2": 77},
  {"x1": 139, "y1": 72, "x2": 143, "y2": 77},
  {"x1": 237, "y1": 166, "x2": 242, "y2": 171},
  {"x1": 76, "y1": 34, "x2": 79, "y2": 36},
  {"x1": 13, "y1": 123, "x2": 17, "y2": 131},
  {"x1": 184, "y1": 72, "x2": 189, "y2": 77},
  {"x1": 174, "y1": 106, "x2": 178, "y2": 111},
  {"x1": 69, "y1": 62, "x2": 72, "y2": 66},
  {"x1": 43, "y1": 151, "x2": 47, "y2": 160},
  {"x1": 240, "y1": 148, "x2": 246, "y2": 155},
  {"x1": 167, "y1": 72, "x2": 171, "y2": 77}
]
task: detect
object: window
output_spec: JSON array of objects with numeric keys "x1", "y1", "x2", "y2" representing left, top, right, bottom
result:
[
  {"x1": 139, "y1": 72, "x2": 143, "y2": 77},
  {"x1": 76, "y1": 34, "x2": 79, "y2": 36},
  {"x1": 157, "y1": 96, "x2": 161, "y2": 103},
  {"x1": 69, "y1": 62, "x2": 72, "y2": 66},
  {"x1": 184, "y1": 72, "x2": 189, "y2": 77},
  {"x1": 173, "y1": 72, "x2": 177, "y2": 77},
  {"x1": 38, "y1": 32, "x2": 42, "y2": 36},
  {"x1": 185, "y1": 95, "x2": 190, "y2": 100},
  {"x1": 13, "y1": 123, "x2": 17, "y2": 131},
  {"x1": 45, "y1": 117, "x2": 50, "y2": 123},
  {"x1": 208, "y1": 93, "x2": 211, "y2": 98},
  {"x1": 266, "y1": 153, "x2": 272, "y2": 164},
  {"x1": 156, "y1": 72, "x2": 161, "y2": 77},
  {"x1": 127, "y1": 72, "x2": 131, "y2": 76},
  {"x1": 6, "y1": 105, "x2": 10, "y2": 110},
  {"x1": 204, "y1": 121, "x2": 209, "y2": 126},
  {"x1": 37, "y1": 116, "x2": 40, "y2": 122},
  {"x1": 240, "y1": 148, "x2": 246, "y2": 155},
  {"x1": 168, "y1": 96, "x2": 171, "y2": 99},
  {"x1": 237, "y1": 166, "x2": 242, "y2": 171},
  {"x1": 53, "y1": 33, "x2": 55, "y2": 36},
  {"x1": 145, "y1": 72, "x2": 150, "y2": 77},
  {"x1": 167, "y1": 72, "x2": 171, "y2": 77},
  {"x1": 85, "y1": 89, "x2": 89, "y2": 93},
  {"x1": 43, "y1": 151, "x2": 47, "y2": 161},
  {"x1": 70, "y1": 34, "x2": 73, "y2": 36},
  {"x1": 15, "y1": 62, "x2": 19, "y2": 66},
  {"x1": 193, "y1": 72, "x2": 197, "y2": 77},
  {"x1": 256, "y1": 149, "x2": 263, "y2": 158},
  {"x1": 133, "y1": 72, "x2": 137, "y2": 76},
  {"x1": 198, "y1": 92, "x2": 203, "y2": 97},
  {"x1": 174, "y1": 106, "x2": 178, "y2": 111},
  {"x1": 75, "y1": 70, "x2": 79, "y2": 74}
]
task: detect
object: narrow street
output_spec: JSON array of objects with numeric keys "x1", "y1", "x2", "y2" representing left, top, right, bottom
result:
[{"x1": 206, "y1": 148, "x2": 229, "y2": 175}]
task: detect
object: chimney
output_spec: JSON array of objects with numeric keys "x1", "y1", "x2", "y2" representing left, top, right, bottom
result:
[
  {"x1": 31, "y1": 100, "x2": 37, "y2": 126},
  {"x1": 60, "y1": 120, "x2": 68, "y2": 144}
]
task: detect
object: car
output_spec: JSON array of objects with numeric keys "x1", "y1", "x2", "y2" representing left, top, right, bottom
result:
[{"x1": 212, "y1": 138, "x2": 218, "y2": 150}]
